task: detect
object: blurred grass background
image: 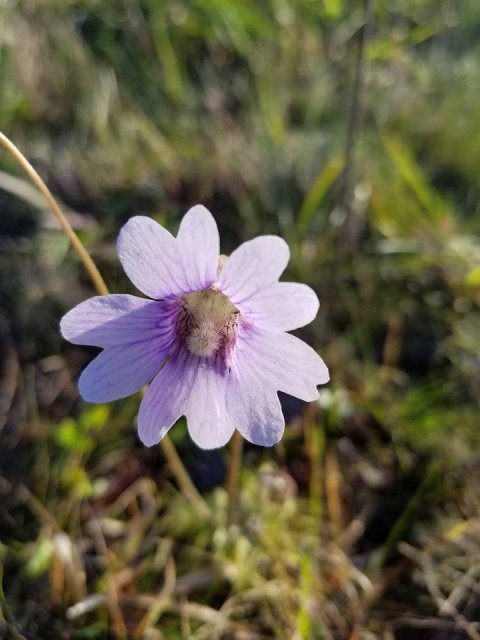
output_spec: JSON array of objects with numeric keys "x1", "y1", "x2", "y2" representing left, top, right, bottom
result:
[{"x1": 1, "y1": 0, "x2": 480, "y2": 638}]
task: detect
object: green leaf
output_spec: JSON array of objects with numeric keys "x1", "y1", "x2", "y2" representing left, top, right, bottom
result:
[
  {"x1": 79, "y1": 405, "x2": 110, "y2": 432},
  {"x1": 54, "y1": 418, "x2": 95, "y2": 454},
  {"x1": 25, "y1": 538, "x2": 54, "y2": 577},
  {"x1": 62, "y1": 465, "x2": 93, "y2": 499},
  {"x1": 322, "y1": 0, "x2": 342, "y2": 19},
  {"x1": 381, "y1": 134, "x2": 450, "y2": 222},
  {"x1": 298, "y1": 157, "x2": 343, "y2": 238},
  {"x1": 465, "y1": 265, "x2": 480, "y2": 287}
]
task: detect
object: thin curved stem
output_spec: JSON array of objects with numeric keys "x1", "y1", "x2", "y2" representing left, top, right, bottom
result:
[
  {"x1": 226, "y1": 430, "x2": 244, "y2": 525},
  {"x1": 160, "y1": 433, "x2": 210, "y2": 518},
  {"x1": 0, "y1": 130, "x2": 209, "y2": 518},
  {"x1": 0, "y1": 131, "x2": 109, "y2": 296}
]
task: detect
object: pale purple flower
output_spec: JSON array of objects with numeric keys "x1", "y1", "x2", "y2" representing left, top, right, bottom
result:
[{"x1": 60, "y1": 205, "x2": 329, "y2": 449}]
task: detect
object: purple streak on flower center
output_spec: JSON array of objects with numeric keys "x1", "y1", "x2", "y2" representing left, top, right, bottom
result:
[{"x1": 176, "y1": 288, "x2": 240, "y2": 362}]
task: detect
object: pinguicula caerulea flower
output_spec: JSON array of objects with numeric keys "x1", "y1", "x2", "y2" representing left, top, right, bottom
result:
[{"x1": 60, "y1": 206, "x2": 329, "y2": 449}]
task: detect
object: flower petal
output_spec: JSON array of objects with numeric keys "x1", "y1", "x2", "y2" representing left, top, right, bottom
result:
[
  {"x1": 226, "y1": 340, "x2": 285, "y2": 446},
  {"x1": 184, "y1": 360, "x2": 234, "y2": 449},
  {"x1": 218, "y1": 236, "x2": 290, "y2": 306},
  {"x1": 137, "y1": 349, "x2": 195, "y2": 446},
  {"x1": 117, "y1": 216, "x2": 186, "y2": 299},
  {"x1": 79, "y1": 339, "x2": 169, "y2": 403},
  {"x1": 176, "y1": 205, "x2": 220, "y2": 291},
  {"x1": 60, "y1": 295, "x2": 177, "y2": 347},
  {"x1": 241, "y1": 282, "x2": 319, "y2": 331},
  {"x1": 240, "y1": 327, "x2": 329, "y2": 402}
]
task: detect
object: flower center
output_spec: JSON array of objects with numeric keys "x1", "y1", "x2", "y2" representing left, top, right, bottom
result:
[{"x1": 177, "y1": 289, "x2": 239, "y2": 359}]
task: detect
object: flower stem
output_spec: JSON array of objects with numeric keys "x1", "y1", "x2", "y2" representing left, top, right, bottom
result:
[
  {"x1": 159, "y1": 435, "x2": 210, "y2": 518},
  {"x1": 226, "y1": 430, "x2": 244, "y2": 525},
  {"x1": 0, "y1": 131, "x2": 109, "y2": 297},
  {"x1": 0, "y1": 130, "x2": 209, "y2": 519}
]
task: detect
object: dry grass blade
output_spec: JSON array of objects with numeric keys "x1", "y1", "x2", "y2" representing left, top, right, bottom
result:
[
  {"x1": 86, "y1": 504, "x2": 128, "y2": 640},
  {"x1": 133, "y1": 553, "x2": 177, "y2": 638},
  {"x1": 400, "y1": 543, "x2": 480, "y2": 640}
]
